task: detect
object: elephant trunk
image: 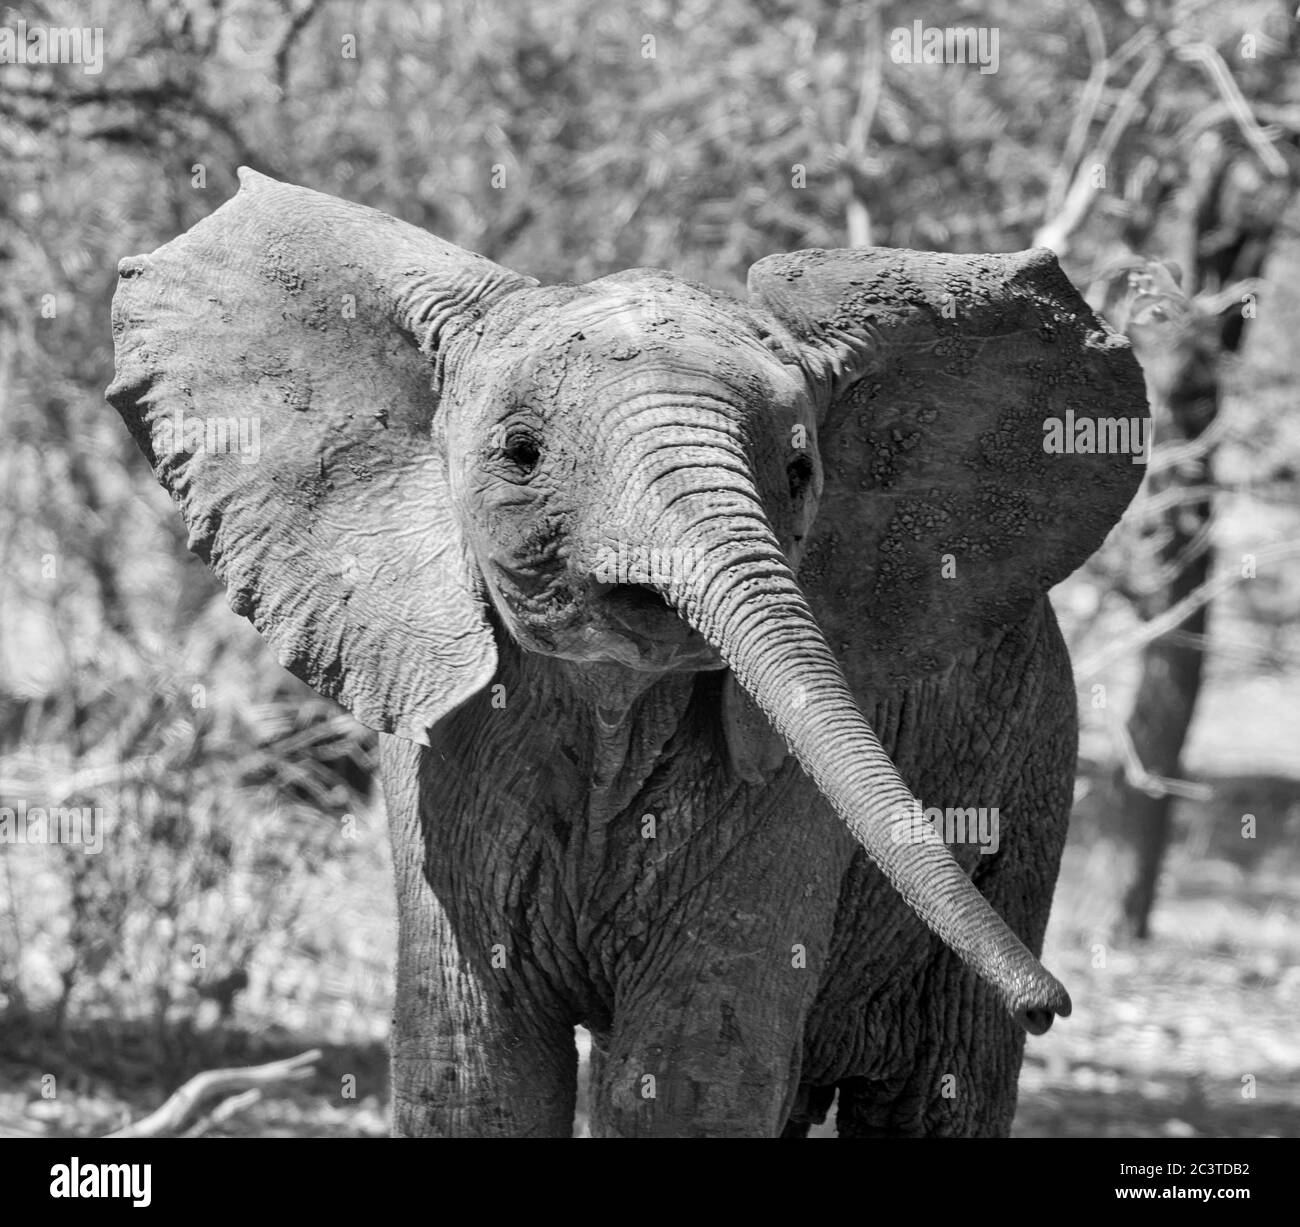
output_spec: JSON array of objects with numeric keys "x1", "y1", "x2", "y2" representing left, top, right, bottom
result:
[{"x1": 618, "y1": 464, "x2": 1071, "y2": 1034}]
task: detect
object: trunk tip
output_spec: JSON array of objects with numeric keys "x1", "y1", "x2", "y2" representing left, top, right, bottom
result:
[{"x1": 1012, "y1": 978, "x2": 1072, "y2": 1035}]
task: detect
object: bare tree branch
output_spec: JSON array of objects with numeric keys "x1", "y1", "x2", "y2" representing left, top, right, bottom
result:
[
  {"x1": 1034, "y1": 45, "x2": 1166, "y2": 255},
  {"x1": 1172, "y1": 36, "x2": 1289, "y2": 176},
  {"x1": 840, "y1": 1, "x2": 883, "y2": 247},
  {"x1": 1044, "y1": 0, "x2": 1110, "y2": 220},
  {"x1": 1075, "y1": 540, "x2": 1300, "y2": 679},
  {"x1": 274, "y1": 0, "x2": 325, "y2": 92},
  {"x1": 1109, "y1": 713, "x2": 1214, "y2": 801},
  {"x1": 1, "y1": 80, "x2": 264, "y2": 171}
]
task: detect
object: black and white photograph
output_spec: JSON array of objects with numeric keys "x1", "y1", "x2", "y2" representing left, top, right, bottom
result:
[{"x1": 1, "y1": 0, "x2": 1297, "y2": 1179}]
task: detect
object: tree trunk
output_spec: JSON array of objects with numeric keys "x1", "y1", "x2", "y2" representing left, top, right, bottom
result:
[
  {"x1": 1118, "y1": 327, "x2": 1215, "y2": 937},
  {"x1": 1111, "y1": 139, "x2": 1294, "y2": 937}
]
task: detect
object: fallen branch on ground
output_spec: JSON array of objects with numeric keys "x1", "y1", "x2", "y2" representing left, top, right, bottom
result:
[{"x1": 105, "y1": 1049, "x2": 321, "y2": 1139}]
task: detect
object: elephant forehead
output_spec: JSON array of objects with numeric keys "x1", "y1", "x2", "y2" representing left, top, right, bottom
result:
[{"x1": 493, "y1": 282, "x2": 804, "y2": 411}]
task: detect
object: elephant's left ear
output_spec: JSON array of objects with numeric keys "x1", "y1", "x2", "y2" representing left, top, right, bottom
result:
[
  {"x1": 108, "y1": 169, "x2": 538, "y2": 743},
  {"x1": 749, "y1": 246, "x2": 1148, "y2": 679}
]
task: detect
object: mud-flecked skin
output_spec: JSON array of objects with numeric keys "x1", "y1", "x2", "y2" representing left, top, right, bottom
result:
[
  {"x1": 384, "y1": 600, "x2": 1074, "y2": 1138},
  {"x1": 108, "y1": 173, "x2": 1147, "y2": 1137}
]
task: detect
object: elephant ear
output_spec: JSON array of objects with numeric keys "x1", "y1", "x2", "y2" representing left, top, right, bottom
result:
[
  {"x1": 108, "y1": 169, "x2": 537, "y2": 743},
  {"x1": 749, "y1": 246, "x2": 1148, "y2": 684}
]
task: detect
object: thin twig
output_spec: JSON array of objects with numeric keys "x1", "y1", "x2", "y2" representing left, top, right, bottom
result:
[
  {"x1": 1110, "y1": 715, "x2": 1214, "y2": 801},
  {"x1": 1075, "y1": 540, "x2": 1300, "y2": 679}
]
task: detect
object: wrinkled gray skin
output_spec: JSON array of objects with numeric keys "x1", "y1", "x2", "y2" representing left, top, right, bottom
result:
[{"x1": 108, "y1": 171, "x2": 1148, "y2": 1137}]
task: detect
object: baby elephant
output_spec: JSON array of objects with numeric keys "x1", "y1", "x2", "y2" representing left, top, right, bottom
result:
[{"x1": 108, "y1": 170, "x2": 1146, "y2": 1137}]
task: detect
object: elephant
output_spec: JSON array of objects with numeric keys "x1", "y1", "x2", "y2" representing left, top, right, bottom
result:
[{"x1": 107, "y1": 169, "x2": 1147, "y2": 1138}]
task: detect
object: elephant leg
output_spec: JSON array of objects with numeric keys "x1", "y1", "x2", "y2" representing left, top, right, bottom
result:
[
  {"x1": 827, "y1": 619, "x2": 1077, "y2": 1138},
  {"x1": 779, "y1": 1083, "x2": 837, "y2": 1137},
  {"x1": 830, "y1": 988, "x2": 1026, "y2": 1138},
  {"x1": 586, "y1": 785, "x2": 843, "y2": 1138},
  {"x1": 589, "y1": 977, "x2": 807, "y2": 1137},
  {"x1": 383, "y1": 736, "x2": 576, "y2": 1138},
  {"x1": 587, "y1": 897, "x2": 831, "y2": 1136},
  {"x1": 831, "y1": 804, "x2": 1069, "y2": 1134},
  {"x1": 826, "y1": 805, "x2": 1057, "y2": 1139}
]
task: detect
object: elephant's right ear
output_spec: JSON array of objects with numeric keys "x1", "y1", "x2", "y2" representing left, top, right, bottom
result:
[{"x1": 108, "y1": 169, "x2": 537, "y2": 743}]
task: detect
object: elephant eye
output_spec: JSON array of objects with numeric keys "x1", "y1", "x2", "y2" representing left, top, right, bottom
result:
[
  {"x1": 787, "y1": 455, "x2": 814, "y2": 501},
  {"x1": 500, "y1": 430, "x2": 541, "y2": 475}
]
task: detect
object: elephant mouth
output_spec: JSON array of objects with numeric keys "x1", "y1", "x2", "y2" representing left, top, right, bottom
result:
[
  {"x1": 595, "y1": 583, "x2": 722, "y2": 660},
  {"x1": 600, "y1": 583, "x2": 694, "y2": 638}
]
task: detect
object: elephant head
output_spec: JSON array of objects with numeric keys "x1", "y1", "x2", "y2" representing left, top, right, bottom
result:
[{"x1": 108, "y1": 170, "x2": 1147, "y2": 1035}]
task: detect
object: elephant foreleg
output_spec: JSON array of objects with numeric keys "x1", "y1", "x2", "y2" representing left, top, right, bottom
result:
[
  {"x1": 587, "y1": 899, "x2": 831, "y2": 1136},
  {"x1": 588, "y1": 970, "x2": 808, "y2": 1138},
  {"x1": 384, "y1": 736, "x2": 576, "y2": 1138}
]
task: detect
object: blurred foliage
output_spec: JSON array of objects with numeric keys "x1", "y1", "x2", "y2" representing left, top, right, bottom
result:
[{"x1": 1, "y1": 0, "x2": 1298, "y2": 1055}]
